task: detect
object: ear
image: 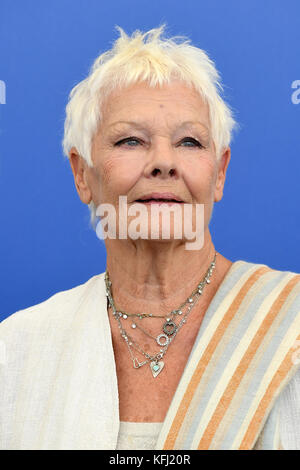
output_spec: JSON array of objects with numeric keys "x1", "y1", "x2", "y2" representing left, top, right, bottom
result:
[
  {"x1": 214, "y1": 147, "x2": 231, "y2": 202},
  {"x1": 69, "y1": 147, "x2": 93, "y2": 205}
]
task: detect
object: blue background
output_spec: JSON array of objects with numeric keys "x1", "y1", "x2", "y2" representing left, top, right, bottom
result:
[{"x1": 0, "y1": 0, "x2": 299, "y2": 321}]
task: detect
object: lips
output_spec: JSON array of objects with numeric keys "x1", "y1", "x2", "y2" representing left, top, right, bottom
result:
[{"x1": 135, "y1": 192, "x2": 184, "y2": 203}]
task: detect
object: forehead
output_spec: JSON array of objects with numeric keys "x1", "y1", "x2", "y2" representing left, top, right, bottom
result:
[{"x1": 100, "y1": 80, "x2": 210, "y2": 131}]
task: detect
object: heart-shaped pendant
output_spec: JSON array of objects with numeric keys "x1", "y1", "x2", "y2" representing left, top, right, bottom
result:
[
  {"x1": 163, "y1": 320, "x2": 177, "y2": 336},
  {"x1": 150, "y1": 361, "x2": 164, "y2": 378}
]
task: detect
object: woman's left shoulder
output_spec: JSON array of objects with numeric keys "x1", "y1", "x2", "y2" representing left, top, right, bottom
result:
[
  {"x1": 230, "y1": 258, "x2": 300, "y2": 315},
  {"x1": 237, "y1": 258, "x2": 300, "y2": 285}
]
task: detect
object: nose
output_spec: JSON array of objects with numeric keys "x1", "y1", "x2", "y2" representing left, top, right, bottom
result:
[{"x1": 144, "y1": 140, "x2": 179, "y2": 179}]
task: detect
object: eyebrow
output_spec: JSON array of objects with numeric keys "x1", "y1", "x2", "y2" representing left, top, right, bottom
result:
[{"x1": 107, "y1": 120, "x2": 210, "y2": 133}]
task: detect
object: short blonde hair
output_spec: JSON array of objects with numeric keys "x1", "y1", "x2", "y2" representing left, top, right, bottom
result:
[{"x1": 62, "y1": 25, "x2": 238, "y2": 226}]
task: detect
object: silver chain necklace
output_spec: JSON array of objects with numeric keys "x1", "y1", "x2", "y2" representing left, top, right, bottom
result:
[{"x1": 105, "y1": 252, "x2": 217, "y2": 378}]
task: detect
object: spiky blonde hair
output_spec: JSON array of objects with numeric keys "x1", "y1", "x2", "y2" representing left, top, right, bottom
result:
[{"x1": 62, "y1": 25, "x2": 238, "y2": 226}]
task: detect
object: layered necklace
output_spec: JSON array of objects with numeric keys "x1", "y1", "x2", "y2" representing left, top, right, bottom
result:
[{"x1": 105, "y1": 252, "x2": 217, "y2": 378}]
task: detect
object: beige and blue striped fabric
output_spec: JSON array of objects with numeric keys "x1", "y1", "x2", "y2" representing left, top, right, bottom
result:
[{"x1": 155, "y1": 260, "x2": 300, "y2": 450}]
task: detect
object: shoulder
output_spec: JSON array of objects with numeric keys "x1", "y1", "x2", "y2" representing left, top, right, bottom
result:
[
  {"x1": 0, "y1": 272, "x2": 106, "y2": 340},
  {"x1": 221, "y1": 259, "x2": 300, "y2": 328},
  {"x1": 230, "y1": 259, "x2": 300, "y2": 328},
  {"x1": 232, "y1": 258, "x2": 300, "y2": 293}
]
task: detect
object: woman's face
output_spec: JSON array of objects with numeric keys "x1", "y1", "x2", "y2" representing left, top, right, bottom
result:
[{"x1": 77, "y1": 80, "x2": 230, "y2": 242}]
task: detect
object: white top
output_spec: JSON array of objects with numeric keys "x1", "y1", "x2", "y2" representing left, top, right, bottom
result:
[
  {"x1": 116, "y1": 421, "x2": 163, "y2": 450},
  {"x1": 116, "y1": 369, "x2": 300, "y2": 450},
  {"x1": 278, "y1": 367, "x2": 300, "y2": 450},
  {"x1": 1, "y1": 269, "x2": 300, "y2": 449}
]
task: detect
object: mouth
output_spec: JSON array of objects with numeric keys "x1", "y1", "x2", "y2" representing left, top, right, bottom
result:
[
  {"x1": 135, "y1": 199, "x2": 183, "y2": 205},
  {"x1": 134, "y1": 192, "x2": 184, "y2": 204}
]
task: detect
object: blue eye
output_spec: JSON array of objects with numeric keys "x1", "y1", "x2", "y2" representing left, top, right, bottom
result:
[
  {"x1": 180, "y1": 138, "x2": 203, "y2": 148},
  {"x1": 115, "y1": 137, "x2": 140, "y2": 146},
  {"x1": 114, "y1": 136, "x2": 204, "y2": 148}
]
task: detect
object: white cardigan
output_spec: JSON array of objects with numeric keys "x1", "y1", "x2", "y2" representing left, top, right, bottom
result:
[
  {"x1": 0, "y1": 273, "x2": 120, "y2": 450},
  {"x1": 1, "y1": 269, "x2": 300, "y2": 450}
]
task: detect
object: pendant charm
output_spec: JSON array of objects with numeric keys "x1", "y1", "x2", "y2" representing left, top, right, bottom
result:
[
  {"x1": 163, "y1": 320, "x2": 177, "y2": 336},
  {"x1": 150, "y1": 361, "x2": 164, "y2": 378},
  {"x1": 133, "y1": 358, "x2": 148, "y2": 369},
  {"x1": 156, "y1": 333, "x2": 170, "y2": 346}
]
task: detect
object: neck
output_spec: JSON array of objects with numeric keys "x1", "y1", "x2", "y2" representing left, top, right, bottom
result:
[{"x1": 105, "y1": 228, "x2": 217, "y2": 315}]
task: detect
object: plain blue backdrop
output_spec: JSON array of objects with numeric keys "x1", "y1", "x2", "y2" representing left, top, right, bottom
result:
[{"x1": 0, "y1": 0, "x2": 299, "y2": 321}]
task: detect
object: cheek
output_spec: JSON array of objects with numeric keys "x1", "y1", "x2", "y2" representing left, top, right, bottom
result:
[
  {"x1": 184, "y1": 158, "x2": 217, "y2": 199},
  {"x1": 101, "y1": 155, "x2": 143, "y2": 195},
  {"x1": 100, "y1": 158, "x2": 119, "y2": 187}
]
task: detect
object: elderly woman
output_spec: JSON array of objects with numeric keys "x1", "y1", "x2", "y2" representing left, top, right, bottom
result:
[{"x1": 1, "y1": 26, "x2": 300, "y2": 451}]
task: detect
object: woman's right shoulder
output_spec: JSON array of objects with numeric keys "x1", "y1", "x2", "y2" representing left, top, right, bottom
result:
[{"x1": 0, "y1": 272, "x2": 105, "y2": 338}]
